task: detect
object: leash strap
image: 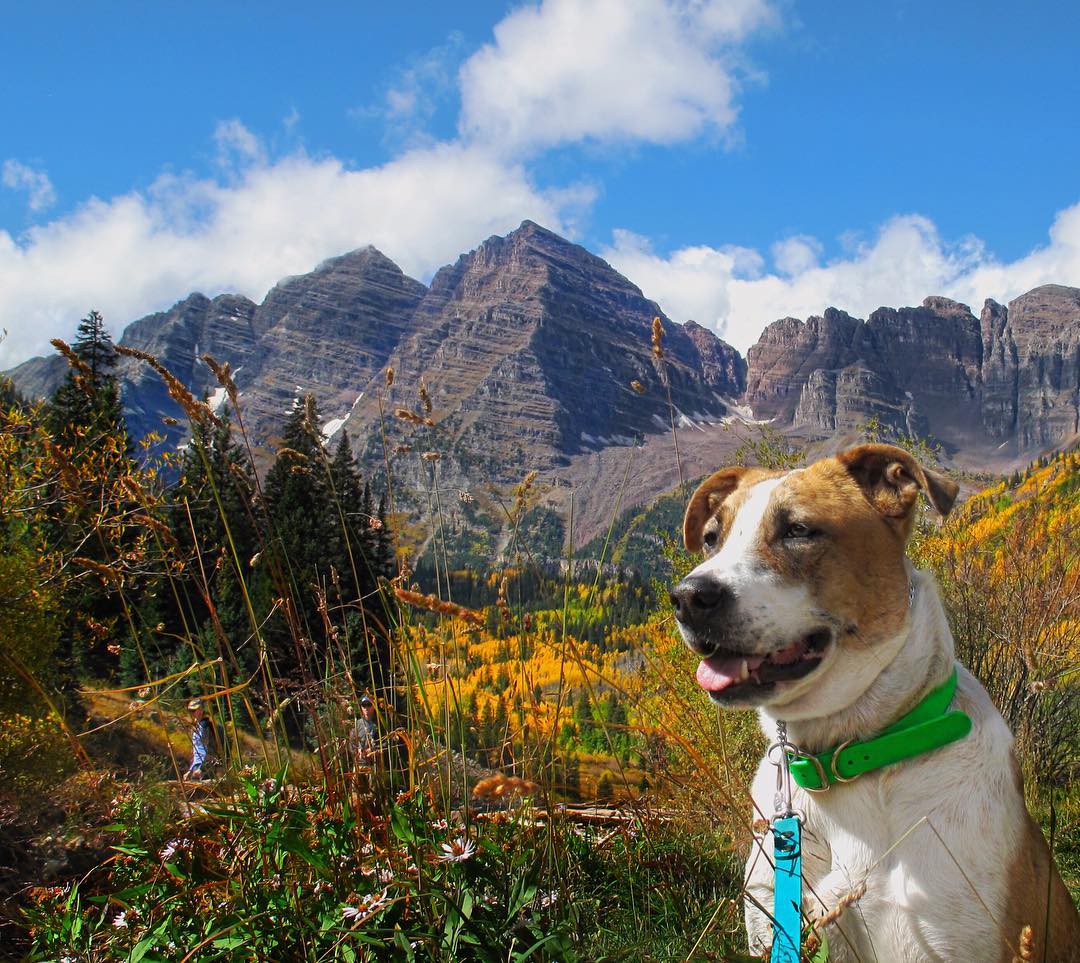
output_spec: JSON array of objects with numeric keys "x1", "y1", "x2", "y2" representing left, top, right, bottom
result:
[
  {"x1": 770, "y1": 815, "x2": 802, "y2": 963},
  {"x1": 788, "y1": 667, "x2": 972, "y2": 791}
]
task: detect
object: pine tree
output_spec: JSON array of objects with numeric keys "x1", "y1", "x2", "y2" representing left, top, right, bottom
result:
[
  {"x1": 46, "y1": 311, "x2": 137, "y2": 678},
  {"x1": 148, "y1": 411, "x2": 261, "y2": 684},
  {"x1": 48, "y1": 310, "x2": 128, "y2": 456},
  {"x1": 259, "y1": 396, "x2": 334, "y2": 686}
]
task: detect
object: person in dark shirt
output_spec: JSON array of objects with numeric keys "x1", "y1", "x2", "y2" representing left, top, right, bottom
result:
[{"x1": 348, "y1": 695, "x2": 379, "y2": 768}]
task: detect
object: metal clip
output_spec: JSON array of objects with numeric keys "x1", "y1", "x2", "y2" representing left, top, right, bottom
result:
[{"x1": 767, "y1": 720, "x2": 798, "y2": 821}]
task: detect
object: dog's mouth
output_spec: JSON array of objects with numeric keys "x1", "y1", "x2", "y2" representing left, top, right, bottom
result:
[{"x1": 695, "y1": 629, "x2": 831, "y2": 698}]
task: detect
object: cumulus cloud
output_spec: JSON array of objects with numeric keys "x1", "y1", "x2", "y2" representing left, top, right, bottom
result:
[
  {"x1": 458, "y1": 0, "x2": 776, "y2": 154},
  {"x1": 604, "y1": 206, "x2": 1080, "y2": 354},
  {"x1": 2, "y1": 160, "x2": 57, "y2": 212},
  {"x1": 0, "y1": 134, "x2": 590, "y2": 367}
]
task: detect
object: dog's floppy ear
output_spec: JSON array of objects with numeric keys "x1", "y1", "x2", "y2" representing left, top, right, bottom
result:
[
  {"x1": 683, "y1": 468, "x2": 749, "y2": 553},
  {"x1": 837, "y1": 444, "x2": 958, "y2": 520}
]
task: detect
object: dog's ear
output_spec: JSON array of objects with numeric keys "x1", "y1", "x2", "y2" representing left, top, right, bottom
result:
[
  {"x1": 683, "y1": 468, "x2": 749, "y2": 553},
  {"x1": 837, "y1": 444, "x2": 958, "y2": 520}
]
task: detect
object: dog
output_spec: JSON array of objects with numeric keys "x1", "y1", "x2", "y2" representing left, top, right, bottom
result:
[{"x1": 670, "y1": 444, "x2": 1080, "y2": 962}]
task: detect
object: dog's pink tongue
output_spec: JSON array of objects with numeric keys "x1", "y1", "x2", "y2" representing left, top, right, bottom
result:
[{"x1": 696, "y1": 653, "x2": 764, "y2": 692}]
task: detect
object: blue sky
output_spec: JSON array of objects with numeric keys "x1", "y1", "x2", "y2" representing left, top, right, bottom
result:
[{"x1": 2, "y1": 0, "x2": 1078, "y2": 367}]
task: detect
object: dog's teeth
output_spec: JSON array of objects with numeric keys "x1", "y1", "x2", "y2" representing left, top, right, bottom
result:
[{"x1": 738, "y1": 659, "x2": 749, "y2": 682}]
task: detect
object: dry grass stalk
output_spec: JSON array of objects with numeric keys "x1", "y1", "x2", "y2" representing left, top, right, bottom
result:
[
  {"x1": 394, "y1": 408, "x2": 435, "y2": 428},
  {"x1": 50, "y1": 338, "x2": 93, "y2": 378},
  {"x1": 393, "y1": 588, "x2": 485, "y2": 626},
  {"x1": 651, "y1": 316, "x2": 664, "y2": 359},
  {"x1": 472, "y1": 773, "x2": 538, "y2": 799},
  {"x1": 202, "y1": 353, "x2": 239, "y2": 407},
  {"x1": 1012, "y1": 924, "x2": 1035, "y2": 962},
  {"x1": 629, "y1": 379, "x2": 646, "y2": 394},
  {"x1": 419, "y1": 378, "x2": 432, "y2": 414},
  {"x1": 73, "y1": 556, "x2": 122, "y2": 585},
  {"x1": 385, "y1": 366, "x2": 394, "y2": 387},
  {"x1": 809, "y1": 880, "x2": 866, "y2": 936},
  {"x1": 116, "y1": 345, "x2": 222, "y2": 428},
  {"x1": 512, "y1": 470, "x2": 539, "y2": 518}
]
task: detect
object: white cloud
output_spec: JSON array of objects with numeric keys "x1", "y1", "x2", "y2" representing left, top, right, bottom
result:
[
  {"x1": 214, "y1": 119, "x2": 267, "y2": 171},
  {"x1": 605, "y1": 205, "x2": 1080, "y2": 353},
  {"x1": 2, "y1": 159, "x2": 57, "y2": 212},
  {"x1": 602, "y1": 227, "x2": 761, "y2": 327},
  {"x1": 0, "y1": 137, "x2": 590, "y2": 367},
  {"x1": 458, "y1": 0, "x2": 776, "y2": 154}
]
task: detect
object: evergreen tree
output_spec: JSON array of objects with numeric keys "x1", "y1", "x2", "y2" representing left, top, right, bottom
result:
[
  {"x1": 48, "y1": 310, "x2": 128, "y2": 456},
  {"x1": 259, "y1": 396, "x2": 333, "y2": 685},
  {"x1": 148, "y1": 411, "x2": 261, "y2": 684},
  {"x1": 46, "y1": 311, "x2": 137, "y2": 678}
]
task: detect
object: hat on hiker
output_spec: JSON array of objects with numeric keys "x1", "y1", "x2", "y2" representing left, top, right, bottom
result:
[
  {"x1": 187, "y1": 699, "x2": 202, "y2": 711},
  {"x1": 359, "y1": 696, "x2": 373, "y2": 707}
]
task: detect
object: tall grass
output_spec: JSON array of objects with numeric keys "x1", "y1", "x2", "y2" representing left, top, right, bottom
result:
[{"x1": 4, "y1": 349, "x2": 1079, "y2": 961}]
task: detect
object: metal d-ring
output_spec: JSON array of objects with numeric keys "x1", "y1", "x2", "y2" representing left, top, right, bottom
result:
[
  {"x1": 799, "y1": 752, "x2": 831, "y2": 793},
  {"x1": 829, "y1": 738, "x2": 860, "y2": 783}
]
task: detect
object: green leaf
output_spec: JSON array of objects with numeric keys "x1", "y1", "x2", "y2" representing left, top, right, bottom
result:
[{"x1": 808, "y1": 931, "x2": 830, "y2": 963}]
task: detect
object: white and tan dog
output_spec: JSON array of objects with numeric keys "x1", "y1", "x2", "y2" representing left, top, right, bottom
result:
[{"x1": 670, "y1": 444, "x2": 1079, "y2": 962}]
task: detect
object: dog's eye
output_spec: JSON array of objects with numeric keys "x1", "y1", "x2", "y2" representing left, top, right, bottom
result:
[
  {"x1": 703, "y1": 530, "x2": 718, "y2": 548},
  {"x1": 784, "y1": 522, "x2": 814, "y2": 540}
]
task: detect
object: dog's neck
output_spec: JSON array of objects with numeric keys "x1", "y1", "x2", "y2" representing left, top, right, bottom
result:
[{"x1": 760, "y1": 566, "x2": 957, "y2": 754}]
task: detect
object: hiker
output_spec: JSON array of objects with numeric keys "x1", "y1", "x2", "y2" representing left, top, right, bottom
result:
[
  {"x1": 185, "y1": 699, "x2": 214, "y2": 781},
  {"x1": 348, "y1": 695, "x2": 379, "y2": 768}
]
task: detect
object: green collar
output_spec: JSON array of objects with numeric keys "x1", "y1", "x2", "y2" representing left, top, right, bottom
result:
[{"x1": 788, "y1": 667, "x2": 972, "y2": 791}]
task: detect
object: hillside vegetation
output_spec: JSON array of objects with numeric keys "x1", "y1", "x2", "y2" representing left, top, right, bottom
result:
[{"x1": 2, "y1": 317, "x2": 1078, "y2": 960}]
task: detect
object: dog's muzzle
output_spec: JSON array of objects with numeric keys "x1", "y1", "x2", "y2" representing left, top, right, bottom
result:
[{"x1": 669, "y1": 575, "x2": 733, "y2": 651}]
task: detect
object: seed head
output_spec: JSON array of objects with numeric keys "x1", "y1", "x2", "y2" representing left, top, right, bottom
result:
[{"x1": 651, "y1": 317, "x2": 665, "y2": 359}]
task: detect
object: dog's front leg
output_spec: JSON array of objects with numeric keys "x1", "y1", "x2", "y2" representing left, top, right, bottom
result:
[{"x1": 743, "y1": 824, "x2": 778, "y2": 955}]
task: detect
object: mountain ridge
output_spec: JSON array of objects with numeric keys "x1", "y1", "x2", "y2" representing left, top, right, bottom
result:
[{"x1": 5, "y1": 221, "x2": 1080, "y2": 545}]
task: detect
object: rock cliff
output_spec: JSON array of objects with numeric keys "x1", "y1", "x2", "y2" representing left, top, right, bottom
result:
[{"x1": 5, "y1": 223, "x2": 1079, "y2": 545}]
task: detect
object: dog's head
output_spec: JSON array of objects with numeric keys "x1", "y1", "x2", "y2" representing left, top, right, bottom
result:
[{"x1": 670, "y1": 444, "x2": 958, "y2": 717}]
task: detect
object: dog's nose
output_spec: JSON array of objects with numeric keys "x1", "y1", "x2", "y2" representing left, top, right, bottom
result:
[{"x1": 669, "y1": 576, "x2": 733, "y2": 625}]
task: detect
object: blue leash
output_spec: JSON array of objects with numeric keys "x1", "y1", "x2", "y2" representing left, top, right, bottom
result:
[
  {"x1": 771, "y1": 815, "x2": 802, "y2": 962},
  {"x1": 769, "y1": 722, "x2": 803, "y2": 963}
]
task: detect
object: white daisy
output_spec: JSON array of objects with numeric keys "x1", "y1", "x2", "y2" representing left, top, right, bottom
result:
[{"x1": 437, "y1": 836, "x2": 477, "y2": 863}]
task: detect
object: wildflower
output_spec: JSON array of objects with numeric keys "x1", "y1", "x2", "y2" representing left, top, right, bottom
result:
[
  {"x1": 343, "y1": 889, "x2": 391, "y2": 921},
  {"x1": 378, "y1": 866, "x2": 395, "y2": 885},
  {"x1": 438, "y1": 836, "x2": 477, "y2": 863},
  {"x1": 113, "y1": 910, "x2": 129, "y2": 928},
  {"x1": 538, "y1": 889, "x2": 559, "y2": 909},
  {"x1": 459, "y1": 490, "x2": 474, "y2": 504},
  {"x1": 368, "y1": 516, "x2": 383, "y2": 530},
  {"x1": 314, "y1": 880, "x2": 331, "y2": 895},
  {"x1": 137, "y1": 686, "x2": 151, "y2": 699},
  {"x1": 160, "y1": 838, "x2": 191, "y2": 861},
  {"x1": 431, "y1": 818, "x2": 449, "y2": 831},
  {"x1": 359, "y1": 841, "x2": 375, "y2": 856}
]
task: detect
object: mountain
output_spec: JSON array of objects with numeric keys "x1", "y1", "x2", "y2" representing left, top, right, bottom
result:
[
  {"x1": 744, "y1": 286, "x2": 1080, "y2": 465},
  {"x1": 5, "y1": 222, "x2": 1080, "y2": 546},
  {"x1": 343, "y1": 221, "x2": 743, "y2": 492}
]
